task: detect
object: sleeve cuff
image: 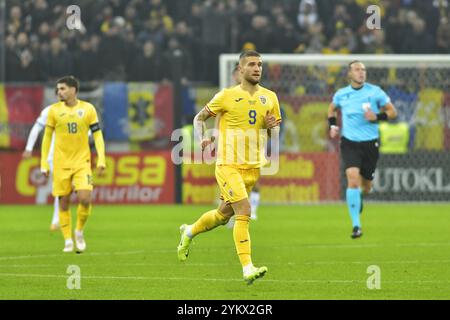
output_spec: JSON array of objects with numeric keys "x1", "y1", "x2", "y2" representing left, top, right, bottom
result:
[{"x1": 205, "y1": 105, "x2": 216, "y2": 117}]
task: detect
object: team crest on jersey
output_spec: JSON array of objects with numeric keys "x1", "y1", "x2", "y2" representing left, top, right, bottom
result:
[
  {"x1": 259, "y1": 96, "x2": 267, "y2": 105},
  {"x1": 77, "y1": 109, "x2": 85, "y2": 118}
]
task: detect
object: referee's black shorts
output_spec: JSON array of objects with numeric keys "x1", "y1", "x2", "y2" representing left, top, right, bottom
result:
[{"x1": 340, "y1": 136, "x2": 380, "y2": 181}]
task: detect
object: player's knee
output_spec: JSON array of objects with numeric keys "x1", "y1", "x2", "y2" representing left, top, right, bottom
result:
[
  {"x1": 59, "y1": 196, "x2": 70, "y2": 210},
  {"x1": 79, "y1": 198, "x2": 91, "y2": 208},
  {"x1": 362, "y1": 183, "x2": 373, "y2": 194},
  {"x1": 217, "y1": 210, "x2": 231, "y2": 225},
  {"x1": 347, "y1": 179, "x2": 359, "y2": 188},
  {"x1": 346, "y1": 171, "x2": 360, "y2": 188},
  {"x1": 233, "y1": 201, "x2": 251, "y2": 216}
]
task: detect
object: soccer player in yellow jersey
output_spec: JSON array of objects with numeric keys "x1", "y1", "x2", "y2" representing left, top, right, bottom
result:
[
  {"x1": 177, "y1": 51, "x2": 282, "y2": 284},
  {"x1": 40, "y1": 76, "x2": 106, "y2": 253}
]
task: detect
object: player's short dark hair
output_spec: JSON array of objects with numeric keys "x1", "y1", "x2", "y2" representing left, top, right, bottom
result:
[
  {"x1": 348, "y1": 60, "x2": 362, "y2": 71},
  {"x1": 239, "y1": 50, "x2": 261, "y2": 61},
  {"x1": 56, "y1": 76, "x2": 79, "y2": 92}
]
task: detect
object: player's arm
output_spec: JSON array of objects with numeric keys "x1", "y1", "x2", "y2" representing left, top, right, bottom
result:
[
  {"x1": 365, "y1": 102, "x2": 397, "y2": 121},
  {"x1": 213, "y1": 113, "x2": 221, "y2": 142},
  {"x1": 24, "y1": 107, "x2": 49, "y2": 158},
  {"x1": 40, "y1": 125, "x2": 54, "y2": 177},
  {"x1": 266, "y1": 93, "x2": 283, "y2": 138},
  {"x1": 196, "y1": 89, "x2": 226, "y2": 150},
  {"x1": 379, "y1": 102, "x2": 397, "y2": 119},
  {"x1": 90, "y1": 122, "x2": 106, "y2": 172},
  {"x1": 23, "y1": 121, "x2": 44, "y2": 158},
  {"x1": 328, "y1": 102, "x2": 340, "y2": 139},
  {"x1": 193, "y1": 107, "x2": 214, "y2": 151},
  {"x1": 87, "y1": 106, "x2": 106, "y2": 173}
]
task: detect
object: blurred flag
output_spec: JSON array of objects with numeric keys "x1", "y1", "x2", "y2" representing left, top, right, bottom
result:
[{"x1": 0, "y1": 85, "x2": 43, "y2": 149}]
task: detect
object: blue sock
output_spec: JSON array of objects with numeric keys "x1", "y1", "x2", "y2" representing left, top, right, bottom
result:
[{"x1": 346, "y1": 188, "x2": 361, "y2": 228}]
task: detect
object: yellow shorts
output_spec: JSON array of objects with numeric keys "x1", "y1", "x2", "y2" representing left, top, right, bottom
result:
[
  {"x1": 53, "y1": 166, "x2": 93, "y2": 196},
  {"x1": 215, "y1": 165, "x2": 260, "y2": 204}
]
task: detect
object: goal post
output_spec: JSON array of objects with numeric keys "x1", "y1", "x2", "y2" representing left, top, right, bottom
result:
[{"x1": 219, "y1": 54, "x2": 450, "y2": 202}]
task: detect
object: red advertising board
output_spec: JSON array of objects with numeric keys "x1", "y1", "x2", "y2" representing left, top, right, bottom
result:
[
  {"x1": 182, "y1": 152, "x2": 341, "y2": 204},
  {"x1": 0, "y1": 151, "x2": 174, "y2": 204}
]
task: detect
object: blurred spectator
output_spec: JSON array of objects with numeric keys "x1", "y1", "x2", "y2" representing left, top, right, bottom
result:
[
  {"x1": 386, "y1": 8, "x2": 410, "y2": 53},
  {"x1": 38, "y1": 22, "x2": 51, "y2": 43},
  {"x1": 297, "y1": 0, "x2": 318, "y2": 31},
  {"x1": 401, "y1": 18, "x2": 435, "y2": 53},
  {"x1": 138, "y1": 17, "x2": 166, "y2": 48},
  {"x1": 323, "y1": 23, "x2": 357, "y2": 54},
  {"x1": 73, "y1": 37, "x2": 97, "y2": 81},
  {"x1": 7, "y1": 6, "x2": 25, "y2": 35},
  {"x1": 129, "y1": 40, "x2": 163, "y2": 82},
  {"x1": 238, "y1": 0, "x2": 258, "y2": 31},
  {"x1": 362, "y1": 29, "x2": 393, "y2": 54},
  {"x1": 304, "y1": 21, "x2": 326, "y2": 53},
  {"x1": 200, "y1": 0, "x2": 233, "y2": 84},
  {"x1": 271, "y1": 14, "x2": 302, "y2": 53},
  {"x1": 98, "y1": 19, "x2": 127, "y2": 81},
  {"x1": 30, "y1": 0, "x2": 50, "y2": 31},
  {"x1": 239, "y1": 15, "x2": 271, "y2": 52},
  {"x1": 328, "y1": 4, "x2": 353, "y2": 36},
  {"x1": 6, "y1": 33, "x2": 41, "y2": 82},
  {"x1": 41, "y1": 37, "x2": 74, "y2": 81},
  {"x1": 163, "y1": 37, "x2": 193, "y2": 85},
  {"x1": 123, "y1": 5, "x2": 143, "y2": 34},
  {"x1": 436, "y1": 17, "x2": 450, "y2": 53}
]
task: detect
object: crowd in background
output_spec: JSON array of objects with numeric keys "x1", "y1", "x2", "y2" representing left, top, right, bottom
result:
[{"x1": 4, "y1": 0, "x2": 450, "y2": 85}]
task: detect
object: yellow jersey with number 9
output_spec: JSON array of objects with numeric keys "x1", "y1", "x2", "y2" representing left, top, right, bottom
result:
[
  {"x1": 46, "y1": 100, "x2": 99, "y2": 169},
  {"x1": 205, "y1": 85, "x2": 281, "y2": 169}
]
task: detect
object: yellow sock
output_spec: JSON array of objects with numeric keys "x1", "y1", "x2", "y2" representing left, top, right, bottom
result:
[
  {"x1": 191, "y1": 210, "x2": 229, "y2": 237},
  {"x1": 233, "y1": 215, "x2": 252, "y2": 267},
  {"x1": 59, "y1": 210, "x2": 72, "y2": 240},
  {"x1": 76, "y1": 204, "x2": 91, "y2": 232}
]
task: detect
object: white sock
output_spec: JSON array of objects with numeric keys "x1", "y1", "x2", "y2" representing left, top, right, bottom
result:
[
  {"x1": 243, "y1": 263, "x2": 255, "y2": 275},
  {"x1": 75, "y1": 230, "x2": 83, "y2": 237},
  {"x1": 51, "y1": 197, "x2": 59, "y2": 225},
  {"x1": 185, "y1": 225, "x2": 193, "y2": 239},
  {"x1": 250, "y1": 191, "x2": 260, "y2": 216},
  {"x1": 65, "y1": 239, "x2": 73, "y2": 245}
]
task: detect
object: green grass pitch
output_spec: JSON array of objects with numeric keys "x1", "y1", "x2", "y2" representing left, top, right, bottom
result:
[{"x1": 0, "y1": 204, "x2": 449, "y2": 300}]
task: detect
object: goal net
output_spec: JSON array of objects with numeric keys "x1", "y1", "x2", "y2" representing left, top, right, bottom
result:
[{"x1": 219, "y1": 54, "x2": 450, "y2": 202}]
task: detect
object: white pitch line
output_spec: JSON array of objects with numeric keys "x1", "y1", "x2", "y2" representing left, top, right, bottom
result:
[
  {"x1": 154, "y1": 242, "x2": 450, "y2": 253},
  {"x1": 1, "y1": 259, "x2": 450, "y2": 269},
  {"x1": 0, "y1": 272, "x2": 449, "y2": 284},
  {"x1": 0, "y1": 250, "x2": 145, "y2": 261}
]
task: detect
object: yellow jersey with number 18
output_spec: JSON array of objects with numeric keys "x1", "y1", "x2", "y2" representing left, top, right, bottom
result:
[
  {"x1": 46, "y1": 100, "x2": 99, "y2": 169},
  {"x1": 205, "y1": 85, "x2": 281, "y2": 169}
]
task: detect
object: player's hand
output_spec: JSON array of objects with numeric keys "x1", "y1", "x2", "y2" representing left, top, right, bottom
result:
[
  {"x1": 364, "y1": 109, "x2": 377, "y2": 121},
  {"x1": 41, "y1": 169, "x2": 49, "y2": 178},
  {"x1": 264, "y1": 111, "x2": 279, "y2": 129},
  {"x1": 201, "y1": 137, "x2": 215, "y2": 151},
  {"x1": 22, "y1": 150, "x2": 32, "y2": 159},
  {"x1": 329, "y1": 125, "x2": 340, "y2": 139},
  {"x1": 97, "y1": 165, "x2": 106, "y2": 177}
]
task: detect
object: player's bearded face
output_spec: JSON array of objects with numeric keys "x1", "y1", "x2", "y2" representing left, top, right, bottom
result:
[{"x1": 241, "y1": 57, "x2": 262, "y2": 85}]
